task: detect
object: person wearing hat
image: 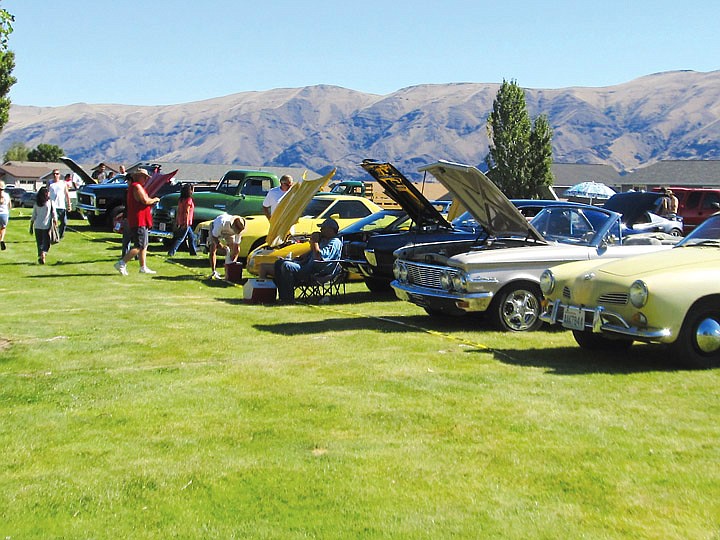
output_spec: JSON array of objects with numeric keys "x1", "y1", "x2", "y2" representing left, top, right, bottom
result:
[
  {"x1": 207, "y1": 213, "x2": 246, "y2": 280},
  {"x1": 0, "y1": 180, "x2": 11, "y2": 250},
  {"x1": 273, "y1": 217, "x2": 343, "y2": 303},
  {"x1": 114, "y1": 168, "x2": 160, "y2": 275}
]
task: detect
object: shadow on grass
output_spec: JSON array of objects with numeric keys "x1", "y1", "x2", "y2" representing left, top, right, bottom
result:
[{"x1": 487, "y1": 343, "x2": 685, "y2": 375}]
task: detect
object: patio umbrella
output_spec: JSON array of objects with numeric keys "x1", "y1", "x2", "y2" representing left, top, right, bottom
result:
[{"x1": 564, "y1": 181, "x2": 616, "y2": 203}]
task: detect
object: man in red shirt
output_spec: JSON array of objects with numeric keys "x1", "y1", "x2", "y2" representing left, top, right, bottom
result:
[{"x1": 114, "y1": 168, "x2": 160, "y2": 275}]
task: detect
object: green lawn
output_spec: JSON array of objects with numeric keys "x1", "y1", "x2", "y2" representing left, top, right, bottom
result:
[{"x1": 1, "y1": 210, "x2": 718, "y2": 539}]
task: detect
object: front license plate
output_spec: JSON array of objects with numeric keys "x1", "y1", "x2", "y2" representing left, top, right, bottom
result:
[
  {"x1": 159, "y1": 223, "x2": 166, "y2": 231},
  {"x1": 562, "y1": 306, "x2": 585, "y2": 331}
]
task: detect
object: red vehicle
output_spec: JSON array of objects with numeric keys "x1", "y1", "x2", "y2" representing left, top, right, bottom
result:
[{"x1": 657, "y1": 187, "x2": 720, "y2": 231}]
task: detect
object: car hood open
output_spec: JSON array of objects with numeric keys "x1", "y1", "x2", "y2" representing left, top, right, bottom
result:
[
  {"x1": 360, "y1": 161, "x2": 452, "y2": 229},
  {"x1": 419, "y1": 160, "x2": 544, "y2": 241},
  {"x1": 265, "y1": 169, "x2": 336, "y2": 247},
  {"x1": 603, "y1": 192, "x2": 664, "y2": 224},
  {"x1": 60, "y1": 156, "x2": 97, "y2": 185}
]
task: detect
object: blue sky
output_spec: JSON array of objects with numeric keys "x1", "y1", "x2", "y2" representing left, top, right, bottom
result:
[{"x1": 6, "y1": 0, "x2": 719, "y2": 107}]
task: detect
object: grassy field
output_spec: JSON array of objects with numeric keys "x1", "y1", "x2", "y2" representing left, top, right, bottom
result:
[{"x1": 1, "y1": 209, "x2": 719, "y2": 539}]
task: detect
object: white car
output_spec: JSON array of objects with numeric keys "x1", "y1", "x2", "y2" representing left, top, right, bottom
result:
[{"x1": 391, "y1": 160, "x2": 677, "y2": 332}]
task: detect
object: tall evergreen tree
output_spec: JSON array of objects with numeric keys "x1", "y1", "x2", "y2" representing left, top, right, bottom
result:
[{"x1": 485, "y1": 79, "x2": 554, "y2": 198}]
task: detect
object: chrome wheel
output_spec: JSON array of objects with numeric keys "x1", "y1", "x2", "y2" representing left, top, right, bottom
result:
[{"x1": 492, "y1": 284, "x2": 543, "y2": 332}]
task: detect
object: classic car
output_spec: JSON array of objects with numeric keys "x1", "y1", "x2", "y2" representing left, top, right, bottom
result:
[
  {"x1": 654, "y1": 187, "x2": 720, "y2": 231},
  {"x1": 539, "y1": 212, "x2": 720, "y2": 368},
  {"x1": 203, "y1": 170, "x2": 382, "y2": 269},
  {"x1": 603, "y1": 191, "x2": 684, "y2": 236},
  {"x1": 391, "y1": 160, "x2": 677, "y2": 332},
  {"x1": 339, "y1": 162, "x2": 569, "y2": 292}
]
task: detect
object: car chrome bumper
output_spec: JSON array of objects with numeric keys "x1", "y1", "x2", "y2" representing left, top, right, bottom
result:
[
  {"x1": 148, "y1": 228, "x2": 174, "y2": 239},
  {"x1": 541, "y1": 300, "x2": 672, "y2": 341},
  {"x1": 76, "y1": 203, "x2": 104, "y2": 215},
  {"x1": 391, "y1": 281, "x2": 493, "y2": 313}
]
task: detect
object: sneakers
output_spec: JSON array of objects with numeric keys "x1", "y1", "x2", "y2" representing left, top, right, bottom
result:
[
  {"x1": 114, "y1": 261, "x2": 128, "y2": 276},
  {"x1": 139, "y1": 266, "x2": 156, "y2": 274},
  {"x1": 210, "y1": 270, "x2": 222, "y2": 280}
]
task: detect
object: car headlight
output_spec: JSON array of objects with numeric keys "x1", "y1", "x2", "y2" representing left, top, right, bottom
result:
[
  {"x1": 540, "y1": 269, "x2": 555, "y2": 295},
  {"x1": 440, "y1": 272, "x2": 453, "y2": 291},
  {"x1": 629, "y1": 280, "x2": 648, "y2": 308},
  {"x1": 168, "y1": 208, "x2": 176, "y2": 219},
  {"x1": 393, "y1": 261, "x2": 408, "y2": 282},
  {"x1": 452, "y1": 273, "x2": 466, "y2": 292}
]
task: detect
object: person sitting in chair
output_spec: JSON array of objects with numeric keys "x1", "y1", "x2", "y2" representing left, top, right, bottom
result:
[{"x1": 273, "y1": 218, "x2": 343, "y2": 303}]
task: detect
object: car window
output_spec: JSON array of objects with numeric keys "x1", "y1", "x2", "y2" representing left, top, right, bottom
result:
[
  {"x1": 240, "y1": 177, "x2": 272, "y2": 196},
  {"x1": 217, "y1": 178, "x2": 243, "y2": 195},
  {"x1": 702, "y1": 192, "x2": 720, "y2": 210},
  {"x1": 535, "y1": 208, "x2": 598, "y2": 244},
  {"x1": 686, "y1": 192, "x2": 701, "y2": 209},
  {"x1": 302, "y1": 198, "x2": 333, "y2": 218},
  {"x1": 325, "y1": 200, "x2": 374, "y2": 219}
]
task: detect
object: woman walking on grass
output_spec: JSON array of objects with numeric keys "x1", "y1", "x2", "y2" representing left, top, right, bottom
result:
[
  {"x1": 167, "y1": 183, "x2": 197, "y2": 257},
  {"x1": 30, "y1": 186, "x2": 57, "y2": 265},
  {"x1": 0, "y1": 180, "x2": 10, "y2": 251}
]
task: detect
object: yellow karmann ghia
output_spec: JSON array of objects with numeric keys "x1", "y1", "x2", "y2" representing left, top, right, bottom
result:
[{"x1": 540, "y1": 211, "x2": 720, "y2": 369}]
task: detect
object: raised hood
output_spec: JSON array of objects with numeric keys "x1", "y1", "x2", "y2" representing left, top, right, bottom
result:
[
  {"x1": 419, "y1": 160, "x2": 544, "y2": 241},
  {"x1": 265, "y1": 169, "x2": 336, "y2": 247},
  {"x1": 60, "y1": 156, "x2": 97, "y2": 185},
  {"x1": 360, "y1": 161, "x2": 452, "y2": 228}
]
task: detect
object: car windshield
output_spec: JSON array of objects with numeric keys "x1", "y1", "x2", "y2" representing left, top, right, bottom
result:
[
  {"x1": 451, "y1": 211, "x2": 483, "y2": 232},
  {"x1": 340, "y1": 210, "x2": 407, "y2": 233},
  {"x1": 531, "y1": 206, "x2": 612, "y2": 245},
  {"x1": 677, "y1": 214, "x2": 720, "y2": 247}
]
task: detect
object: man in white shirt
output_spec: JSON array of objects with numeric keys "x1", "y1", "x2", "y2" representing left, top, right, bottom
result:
[
  {"x1": 48, "y1": 169, "x2": 71, "y2": 238},
  {"x1": 262, "y1": 175, "x2": 293, "y2": 219},
  {"x1": 208, "y1": 214, "x2": 246, "y2": 279}
]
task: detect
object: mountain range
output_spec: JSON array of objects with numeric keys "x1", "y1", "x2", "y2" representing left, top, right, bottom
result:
[{"x1": 2, "y1": 70, "x2": 719, "y2": 181}]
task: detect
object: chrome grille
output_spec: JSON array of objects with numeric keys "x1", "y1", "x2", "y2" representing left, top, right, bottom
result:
[
  {"x1": 406, "y1": 263, "x2": 444, "y2": 289},
  {"x1": 597, "y1": 292, "x2": 628, "y2": 305}
]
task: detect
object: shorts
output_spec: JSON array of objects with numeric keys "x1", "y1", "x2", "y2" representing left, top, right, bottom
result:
[
  {"x1": 0, "y1": 213, "x2": 8, "y2": 228},
  {"x1": 128, "y1": 226, "x2": 149, "y2": 249}
]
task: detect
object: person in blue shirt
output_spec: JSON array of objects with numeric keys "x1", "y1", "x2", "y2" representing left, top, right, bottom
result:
[{"x1": 273, "y1": 218, "x2": 342, "y2": 303}]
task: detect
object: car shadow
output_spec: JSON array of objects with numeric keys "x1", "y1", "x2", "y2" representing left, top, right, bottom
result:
[{"x1": 485, "y1": 344, "x2": 686, "y2": 374}]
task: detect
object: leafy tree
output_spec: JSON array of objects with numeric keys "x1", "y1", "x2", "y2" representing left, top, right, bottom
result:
[
  {"x1": 3, "y1": 140, "x2": 28, "y2": 161},
  {"x1": 0, "y1": 6, "x2": 14, "y2": 133},
  {"x1": 28, "y1": 143, "x2": 64, "y2": 162},
  {"x1": 485, "y1": 79, "x2": 554, "y2": 198}
]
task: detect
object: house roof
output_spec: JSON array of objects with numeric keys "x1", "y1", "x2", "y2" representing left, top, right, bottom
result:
[
  {"x1": 625, "y1": 160, "x2": 720, "y2": 188},
  {"x1": 551, "y1": 163, "x2": 622, "y2": 188}
]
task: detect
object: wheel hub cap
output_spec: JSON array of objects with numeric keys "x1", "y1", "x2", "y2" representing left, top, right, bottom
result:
[{"x1": 695, "y1": 318, "x2": 720, "y2": 353}]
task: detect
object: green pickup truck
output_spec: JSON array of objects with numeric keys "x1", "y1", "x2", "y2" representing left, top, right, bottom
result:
[{"x1": 150, "y1": 169, "x2": 280, "y2": 241}]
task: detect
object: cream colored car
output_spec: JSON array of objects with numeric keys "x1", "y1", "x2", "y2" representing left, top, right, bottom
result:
[{"x1": 540, "y1": 213, "x2": 720, "y2": 368}]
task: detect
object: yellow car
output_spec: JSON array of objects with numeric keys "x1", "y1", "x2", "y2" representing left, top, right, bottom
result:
[
  {"x1": 195, "y1": 171, "x2": 382, "y2": 272},
  {"x1": 539, "y1": 212, "x2": 720, "y2": 369}
]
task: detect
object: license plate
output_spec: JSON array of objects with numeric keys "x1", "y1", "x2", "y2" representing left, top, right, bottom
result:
[
  {"x1": 159, "y1": 223, "x2": 166, "y2": 231},
  {"x1": 562, "y1": 306, "x2": 585, "y2": 331}
]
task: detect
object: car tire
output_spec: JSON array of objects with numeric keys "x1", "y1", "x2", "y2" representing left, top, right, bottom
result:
[
  {"x1": 86, "y1": 213, "x2": 105, "y2": 227},
  {"x1": 669, "y1": 299, "x2": 720, "y2": 369},
  {"x1": 364, "y1": 277, "x2": 391, "y2": 293},
  {"x1": 489, "y1": 283, "x2": 544, "y2": 332},
  {"x1": 670, "y1": 228, "x2": 682, "y2": 236},
  {"x1": 108, "y1": 205, "x2": 125, "y2": 229},
  {"x1": 572, "y1": 329, "x2": 633, "y2": 351}
]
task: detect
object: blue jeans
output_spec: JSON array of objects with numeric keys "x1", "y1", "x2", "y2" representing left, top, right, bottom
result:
[
  {"x1": 34, "y1": 228, "x2": 50, "y2": 256},
  {"x1": 273, "y1": 259, "x2": 314, "y2": 302},
  {"x1": 56, "y1": 208, "x2": 67, "y2": 238},
  {"x1": 168, "y1": 225, "x2": 197, "y2": 256}
]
